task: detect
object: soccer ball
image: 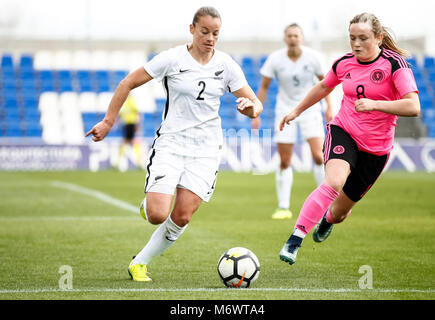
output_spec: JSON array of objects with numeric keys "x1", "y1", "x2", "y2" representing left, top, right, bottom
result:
[{"x1": 217, "y1": 247, "x2": 260, "y2": 288}]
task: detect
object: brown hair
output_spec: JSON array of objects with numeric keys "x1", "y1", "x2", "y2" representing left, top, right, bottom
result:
[
  {"x1": 192, "y1": 6, "x2": 221, "y2": 26},
  {"x1": 349, "y1": 13, "x2": 409, "y2": 57},
  {"x1": 284, "y1": 23, "x2": 303, "y2": 35}
]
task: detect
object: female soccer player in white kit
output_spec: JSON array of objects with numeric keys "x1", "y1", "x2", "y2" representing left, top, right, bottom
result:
[
  {"x1": 86, "y1": 7, "x2": 262, "y2": 281},
  {"x1": 252, "y1": 24, "x2": 334, "y2": 219}
]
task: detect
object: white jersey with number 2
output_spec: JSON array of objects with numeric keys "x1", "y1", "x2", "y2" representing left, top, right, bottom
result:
[{"x1": 144, "y1": 44, "x2": 247, "y2": 157}]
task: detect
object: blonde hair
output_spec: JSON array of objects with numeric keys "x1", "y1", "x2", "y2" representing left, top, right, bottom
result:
[{"x1": 349, "y1": 13, "x2": 409, "y2": 58}]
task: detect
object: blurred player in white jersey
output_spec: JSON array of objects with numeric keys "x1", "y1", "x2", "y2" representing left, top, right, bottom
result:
[
  {"x1": 86, "y1": 7, "x2": 262, "y2": 282},
  {"x1": 252, "y1": 24, "x2": 334, "y2": 219}
]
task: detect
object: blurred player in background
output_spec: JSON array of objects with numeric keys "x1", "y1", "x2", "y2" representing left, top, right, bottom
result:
[
  {"x1": 252, "y1": 24, "x2": 334, "y2": 220},
  {"x1": 86, "y1": 6, "x2": 262, "y2": 281},
  {"x1": 116, "y1": 94, "x2": 145, "y2": 171},
  {"x1": 279, "y1": 13, "x2": 420, "y2": 265}
]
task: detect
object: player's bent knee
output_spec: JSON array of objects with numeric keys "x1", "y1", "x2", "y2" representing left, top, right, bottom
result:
[
  {"x1": 328, "y1": 182, "x2": 343, "y2": 193},
  {"x1": 324, "y1": 177, "x2": 346, "y2": 193},
  {"x1": 145, "y1": 207, "x2": 170, "y2": 225},
  {"x1": 280, "y1": 160, "x2": 291, "y2": 170},
  {"x1": 171, "y1": 209, "x2": 194, "y2": 227},
  {"x1": 170, "y1": 214, "x2": 191, "y2": 228},
  {"x1": 313, "y1": 154, "x2": 324, "y2": 165}
]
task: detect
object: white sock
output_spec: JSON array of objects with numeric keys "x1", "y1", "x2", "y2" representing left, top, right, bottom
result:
[
  {"x1": 293, "y1": 227, "x2": 306, "y2": 239},
  {"x1": 276, "y1": 166, "x2": 293, "y2": 209},
  {"x1": 313, "y1": 164, "x2": 325, "y2": 187},
  {"x1": 132, "y1": 216, "x2": 187, "y2": 265}
]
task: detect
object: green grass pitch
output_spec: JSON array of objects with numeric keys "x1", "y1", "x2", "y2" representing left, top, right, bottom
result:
[{"x1": 0, "y1": 170, "x2": 434, "y2": 300}]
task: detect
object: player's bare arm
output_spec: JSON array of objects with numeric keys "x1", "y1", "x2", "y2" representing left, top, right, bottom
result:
[
  {"x1": 279, "y1": 80, "x2": 334, "y2": 130},
  {"x1": 354, "y1": 92, "x2": 420, "y2": 117},
  {"x1": 85, "y1": 68, "x2": 153, "y2": 142},
  {"x1": 233, "y1": 85, "x2": 263, "y2": 119}
]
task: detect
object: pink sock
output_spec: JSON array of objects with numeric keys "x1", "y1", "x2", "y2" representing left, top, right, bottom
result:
[
  {"x1": 295, "y1": 183, "x2": 339, "y2": 234},
  {"x1": 326, "y1": 208, "x2": 352, "y2": 224}
]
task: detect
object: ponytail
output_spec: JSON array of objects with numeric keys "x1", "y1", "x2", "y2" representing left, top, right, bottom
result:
[
  {"x1": 381, "y1": 26, "x2": 409, "y2": 58},
  {"x1": 350, "y1": 13, "x2": 409, "y2": 58}
]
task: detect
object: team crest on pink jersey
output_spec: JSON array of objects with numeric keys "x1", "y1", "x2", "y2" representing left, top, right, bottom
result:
[
  {"x1": 370, "y1": 69, "x2": 385, "y2": 84},
  {"x1": 333, "y1": 145, "x2": 345, "y2": 154}
]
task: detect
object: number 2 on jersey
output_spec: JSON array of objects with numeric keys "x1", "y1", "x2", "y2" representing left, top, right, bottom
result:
[{"x1": 196, "y1": 81, "x2": 206, "y2": 100}]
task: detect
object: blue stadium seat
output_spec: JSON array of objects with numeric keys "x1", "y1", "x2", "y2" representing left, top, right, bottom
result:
[
  {"x1": 219, "y1": 108, "x2": 233, "y2": 119},
  {"x1": 19, "y1": 54, "x2": 33, "y2": 71},
  {"x1": 1, "y1": 54, "x2": 14, "y2": 72},
  {"x1": 221, "y1": 117, "x2": 238, "y2": 130},
  {"x1": 155, "y1": 98, "x2": 166, "y2": 113},
  {"x1": 148, "y1": 53, "x2": 157, "y2": 61},
  {"x1": 412, "y1": 68, "x2": 424, "y2": 83},
  {"x1": 58, "y1": 70, "x2": 72, "y2": 79},
  {"x1": 95, "y1": 113, "x2": 105, "y2": 122},
  {"x1": 417, "y1": 84, "x2": 429, "y2": 96},
  {"x1": 261, "y1": 116, "x2": 275, "y2": 129},
  {"x1": 24, "y1": 120, "x2": 41, "y2": 130},
  {"x1": 23, "y1": 113, "x2": 40, "y2": 124},
  {"x1": 112, "y1": 70, "x2": 128, "y2": 84},
  {"x1": 39, "y1": 70, "x2": 54, "y2": 80},
  {"x1": 82, "y1": 112, "x2": 96, "y2": 121},
  {"x1": 21, "y1": 79, "x2": 37, "y2": 92},
  {"x1": 95, "y1": 70, "x2": 109, "y2": 80},
  {"x1": 5, "y1": 119, "x2": 22, "y2": 130},
  {"x1": 406, "y1": 56, "x2": 418, "y2": 68},
  {"x1": 221, "y1": 93, "x2": 235, "y2": 104},
  {"x1": 39, "y1": 70, "x2": 55, "y2": 91},
  {"x1": 241, "y1": 56, "x2": 255, "y2": 68},
  {"x1": 96, "y1": 78, "x2": 110, "y2": 92},
  {"x1": 4, "y1": 105, "x2": 21, "y2": 118},
  {"x1": 22, "y1": 96, "x2": 39, "y2": 109},
  {"x1": 25, "y1": 126, "x2": 42, "y2": 137},
  {"x1": 96, "y1": 70, "x2": 110, "y2": 87},
  {"x1": 40, "y1": 80, "x2": 55, "y2": 92},
  {"x1": 1, "y1": 78, "x2": 17, "y2": 91},
  {"x1": 259, "y1": 55, "x2": 268, "y2": 67},
  {"x1": 107, "y1": 126, "x2": 122, "y2": 137},
  {"x1": 57, "y1": 70, "x2": 74, "y2": 92},
  {"x1": 110, "y1": 70, "x2": 128, "y2": 91},
  {"x1": 423, "y1": 56, "x2": 435, "y2": 70},
  {"x1": 5, "y1": 128, "x2": 24, "y2": 137},
  {"x1": 1, "y1": 70, "x2": 15, "y2": 82},
  {"x1": 4, "y1": 96, "x2": 18, "y2": 109},
  {"x1": 59, "y1": 80, "x2": 74, "y2": 92},
  {"x1": 19, "y1": 69, "x2": 34, "y2": 80},
  {"x1": 420, "y1": 94, "x2": 434, "y2": 110},
  {"x1": 77, "y1": 76, "x2": 93, "y2": 92}
]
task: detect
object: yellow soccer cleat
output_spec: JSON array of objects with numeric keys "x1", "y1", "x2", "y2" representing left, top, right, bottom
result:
[
  {"x1": 139, "y1": 199, "x2": 147, "y2": 221},
  {"x1": 272, "y1": 208, "x2": 293, "y2": 220},
  {"x1": 128, "y1": 258, "x2": 152, "y2": 282}
]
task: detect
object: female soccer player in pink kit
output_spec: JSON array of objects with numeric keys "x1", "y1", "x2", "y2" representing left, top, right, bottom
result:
[{"x1": 279, "y1": 13, "x2": 420, "y2": 265}]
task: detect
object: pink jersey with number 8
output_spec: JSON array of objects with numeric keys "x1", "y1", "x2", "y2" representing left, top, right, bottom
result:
[{"x1": 324, "y1": 48, "x2": 418, "y2": 155}]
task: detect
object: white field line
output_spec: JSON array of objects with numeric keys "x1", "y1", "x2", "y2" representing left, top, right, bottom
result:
[
  {"x1": 50, "y1": 180, "x2": 139, "y2": 214},
  {"x1": 0, "y1": 216, "x2": 138, "y2": 221},
  {"x1": 0, "y1": 287, "x2": 434, "y2": 294}
]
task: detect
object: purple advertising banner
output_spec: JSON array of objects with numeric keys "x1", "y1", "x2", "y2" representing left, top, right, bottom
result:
[
  {"x1": 0, "y1": 145, "x2": 89, "y2": 170},
  {"x1": 0, "y1": 138, "x2": 434, "y2": 172}
]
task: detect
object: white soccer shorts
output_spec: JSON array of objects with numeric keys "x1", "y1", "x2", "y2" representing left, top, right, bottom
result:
[
  {"x1": 144, "y1": 148, "x2": 221, "y2": 202},
  {"x1": 274, "y1": 110, "x2": 325, "y2": 144}
]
